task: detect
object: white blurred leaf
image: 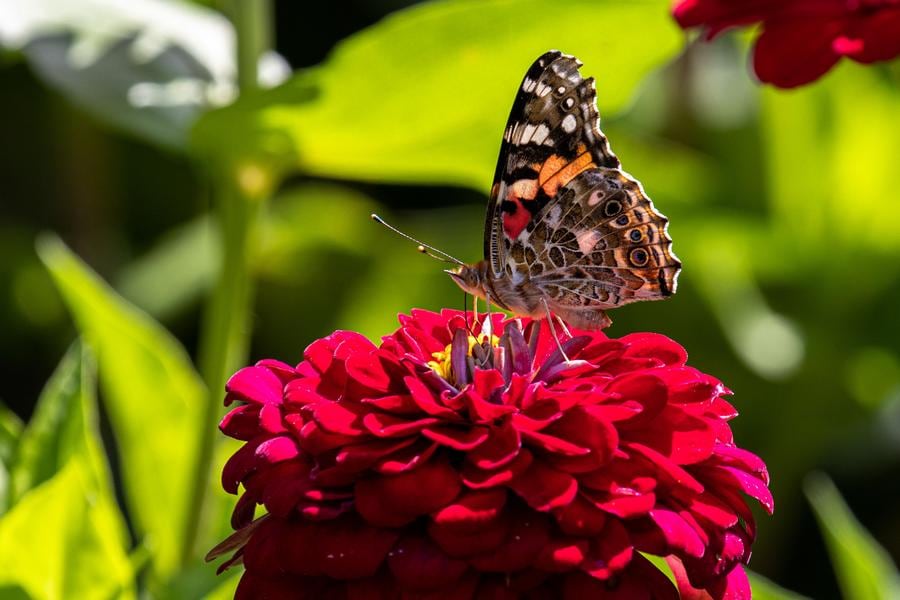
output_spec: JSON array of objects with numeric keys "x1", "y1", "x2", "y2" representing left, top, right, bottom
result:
[{"x1": 0, "y1": 0, "x2": 288, "y2": 148}]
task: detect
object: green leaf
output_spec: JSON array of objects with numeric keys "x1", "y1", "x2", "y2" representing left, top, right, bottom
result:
[
  {"x1": 193, "y1": 0, "x2": 680, "y2": 189},
  {"x1": 256, "y1": 183, "x2": 379, "y2": 280},
  {"x1": 38, "y1": 235, "x2": 206, "y2": 578},
  {"x1": 641, "y1": 553, "x2": 807, "y2": 600},
  {"x1": 203, "y1": 573, "x2": 239, "y2": 600},
  {"x1": 761, "y1": 62, "x2": 900, "y2": 268},
  {"x1": 117, "y1": 216, "x2": 218, "y2": 319},
  {"x1": 0, "y1": 0, "x2": 287, "y2": 149},
  {"x1": 9, "y1": 343, "x2": 114, "y2": 507},
  {"x1": 805, "y1": 473, "x2": 900, "y2": 600},
  {"x1": 749, "y1": 571, "x2": 811, "y2": 600},
  {"x1": 0, "y1": 458, "x2": 135, "y2": 600},
  {"x1": 0, "y1": 403, "x2": 23, "y2": 515}
]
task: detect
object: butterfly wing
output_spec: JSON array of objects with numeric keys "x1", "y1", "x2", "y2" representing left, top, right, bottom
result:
[
  {"x1": 524, "y1": 168, "x2": 680, "y2": 329},
  {"x1": 486, "y1": 51, "x2": 680, "y2": 329},
  {"x1": 484, "y1": 50, "x2": 619, "y2": 278}
]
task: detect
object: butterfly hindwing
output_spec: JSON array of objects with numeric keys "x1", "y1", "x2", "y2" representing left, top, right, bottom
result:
[
  {"x1": 484, "y1": 51, "x2": 620, "y2": 279},
  {"x1": 503, "y1": 166, "x2": 678, "y2": 311}
]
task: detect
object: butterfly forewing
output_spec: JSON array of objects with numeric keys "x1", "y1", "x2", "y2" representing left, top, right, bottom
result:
[
  {"x1": 482, "y1": 51, "x2": 680, "y2": 329},
  {"x1": 484, "y1": 50, "x2": 620, "y2": 279}
]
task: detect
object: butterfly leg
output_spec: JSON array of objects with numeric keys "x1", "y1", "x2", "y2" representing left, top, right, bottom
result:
[
  {"x1": 556, "y1": 314, "x2": 572, "y2": 338},
  {"x1": 484, "y1": 293, "x2": 494, "y2": 338},
  {"x1": 541, "y1": 297, "x2": 570, "y2": 362}
]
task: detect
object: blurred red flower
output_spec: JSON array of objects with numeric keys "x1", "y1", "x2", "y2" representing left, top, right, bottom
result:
[
  {"x1": 673, "y1": 0, "x2": 900, "y2": 87},
  {"x1": 209, "y1": 310, "x2": 772, "y2": 599}
]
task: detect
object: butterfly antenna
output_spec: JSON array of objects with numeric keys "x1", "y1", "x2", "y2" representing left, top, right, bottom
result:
[{"x1": 371, "y1": 214, "x2": 464, "y2": 265}]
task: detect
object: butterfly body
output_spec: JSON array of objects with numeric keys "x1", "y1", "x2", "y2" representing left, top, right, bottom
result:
[{"x1": 449, "y1": 51, "x2": 680, "y2": 330}]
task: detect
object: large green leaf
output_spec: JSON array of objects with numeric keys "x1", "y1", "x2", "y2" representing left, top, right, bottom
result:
[
  {"x1": 761, "y1": 63, "x2": 900, "y2": 275},
  {"x1": 38, "y1": 235, "x2": 206, "y2": 578},
  {"x1": 0, "y1": 403, "x2": 23, "y2": 515},
  {"x1": 749, "y1": 571, "x2": 810, "y2": 600},
  {"x1": 0, "y1": 458, "x2": 135, "y2": 600},
  {"x1": 193, "y1": 0, "x2": 680, "y2": 189},
  {"x1": 9, "y1": 343, "x2": 114, "y2": 506},
  {"x1": 117, "y1": 216, "x2": 218, "y2": 319},
  {"x1": 805, "y1": 473, "x2": 900, "y2": 600}
]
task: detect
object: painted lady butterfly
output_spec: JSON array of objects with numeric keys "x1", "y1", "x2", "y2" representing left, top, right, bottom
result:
[{"x1": 447, "y1": 50, "x2": 680, "y2": 330}]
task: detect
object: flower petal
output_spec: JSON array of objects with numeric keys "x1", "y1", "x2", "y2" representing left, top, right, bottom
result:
[
  {"x1": 226, "y1": 366, "x2": 284, "y2": 405},
  {"x1": 754, "y1": 18, "x2": 844, "y2": 88},
  {"x1": 580, "y1": 518, "x2": 633, "y2": 580},
  {"x1": 356, "y1": 459, "x2": 461, "y2": 527},
  {"x1": 423, "y1": 424, "x2": 490, "y2": 451},
  {"x1": 431, "y1": 488, "x2": 507, "y2": 530},
  {"x1": 465, "y1": 420, "x2": 522, "y2": 470},
  {"x1": 388, "y1": 535, "x2": 469, "y2": 592},
  {"x1": 510, "y1": 460, "x2": 578, "y2": 511},
  {"x1": 535, "y1": 537, "x2": 589, "y2": 572},
  {"x1": 469, "y1": 513, "x2": 551, "y2": 572}
]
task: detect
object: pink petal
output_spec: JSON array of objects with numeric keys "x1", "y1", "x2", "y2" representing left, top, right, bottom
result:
[
  {"x1": 403, "y1": 376, "x2": 459, "y2": 420},
  {"x1": 431, "y1": 489, "x2": 507, "y2": 530},
  {"x1": 555, "y1": 494, "x2": 608, "y2": 536},
  {"x1": 362, "y1": 412, "x2": 440, "y2": 438},
  {"x1": 255, "y1": 436, "x2": 299, "y2": 464},
  {"x1": 355, "y1": 459, "x2": 461, "y2": 527},
  {"x1": 619, "y1": 332, "x2": 688, "y2": 366},
  {"x1": 580, "y1": 518, "x2": 633, "y2": 579},
  {"x1": 428, "y1": 509, "x2": 510, "y2": 558},
  {"x1": 535, "y1": 537, "x2": 589, "y2": 572},
  {"x1": 465, "y1": 420, "x2": 522, "y2": 469},
  {"x1": 699, "y1": 465, "x2": 774, "y2": 514},
  {"x1": 650, "y1": 508, "x2": 706, "y2": 558},
  {"x1": 461, "y1": 448, "x2": 533, "y2": 489},
  {"x1": 510, "y1": 459, "x2": 578, "y2": 511},
  {"x1": 220, "y1": 404, "x2": 262, "y2": 440},
  {"x1": 226, "y1": 366, "x2": 283, "y2": 405},
  {"x1": 307, "y1": 401, "x2": 366, "y2": 435},
  {"x1": 754, "y1": 18, "x2": 844, "y2": 88},
  {"x1": 469, "y1": 513, "x2": 551, "y2": 572},
  {"x1": 423, "y1": 425, "x2": 489, "y2": 450},
  {"x1": 387, "y1": 535, "x2": 469, "y2": 591}
]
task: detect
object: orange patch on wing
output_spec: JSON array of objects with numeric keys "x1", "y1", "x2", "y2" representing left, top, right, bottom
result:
[
  {"x1": 540, "y1": 151, "x2": 595, "y2": 197},
  {"x1": 538, "y1": 145, "x2": 596, "y2": 197}
]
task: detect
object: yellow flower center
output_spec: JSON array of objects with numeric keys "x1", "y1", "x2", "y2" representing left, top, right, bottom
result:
[{"x1": 427, "y1": 334, "x2": 500, "y2": 380}]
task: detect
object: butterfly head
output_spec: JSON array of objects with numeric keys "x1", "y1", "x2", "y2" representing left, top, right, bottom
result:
[{"x1": 445, "y1": 263, "x2": 486, "y2": 298}]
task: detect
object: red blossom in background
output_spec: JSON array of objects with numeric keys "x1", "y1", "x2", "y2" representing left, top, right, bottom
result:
[
  {"x1": 673, "y1": 0, "x2": 900, "y2": 87},
  {"x1": 208, "y1": 310, "x2": 772, "y2": 599}
]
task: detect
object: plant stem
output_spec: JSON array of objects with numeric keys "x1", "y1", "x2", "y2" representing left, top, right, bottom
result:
[{"x1": 181, "y1": 0, "x2": 273, "y2": 566}]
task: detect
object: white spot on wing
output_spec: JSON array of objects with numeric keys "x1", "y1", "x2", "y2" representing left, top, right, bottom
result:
[
  {"x1": 532, "y1": 123, "x2": 550, "y2": 145},
  {"x1": 523, "y1": 77, "x2": 537, "y2": 92},
  {"x1": 587, "y1": 190, "x2": 605, "y2": 206},
  {"x1": 576, "y1": 230, "x2": 600, "y2": 255},
  {"x1": 520, "y1": 123, "x2": 536, "y2": 144},
  {"x1": 561, "y1": 114, "x2": 577, "y2": 133},
  {"x1": 537, "y1": 83, "x2": 552, "y2": 97}
]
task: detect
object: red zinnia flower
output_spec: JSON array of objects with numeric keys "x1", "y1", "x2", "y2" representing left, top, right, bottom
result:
[
  {"x1": 209, "y1": 310, "x2": 772, "y2": 599},
  {"x1": 673, "y1": 0, "x2": 900, "y2": 87}
]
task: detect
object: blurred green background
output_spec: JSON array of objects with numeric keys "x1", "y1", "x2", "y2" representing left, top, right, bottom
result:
[{"x1": 1, "y1": 0, "x2": 899, "y2": 598}]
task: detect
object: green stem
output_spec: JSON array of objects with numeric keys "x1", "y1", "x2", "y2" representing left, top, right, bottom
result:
[{"x1": 180, "y1": 0, "x2": 273, "y2": 566}]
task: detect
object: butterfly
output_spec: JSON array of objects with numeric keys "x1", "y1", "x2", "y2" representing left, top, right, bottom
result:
[{"x1": 446, "y1": 50, "x2": 680, "y2": 331}]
